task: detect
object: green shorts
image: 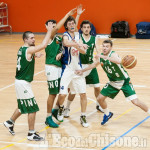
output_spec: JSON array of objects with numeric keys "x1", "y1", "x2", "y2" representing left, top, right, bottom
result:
[
  {"x1": 45, "y1": 65, "x2": 62, "y2": 95},
  {"x1": 17, "y1": 98, "x2": 39, "y2": 114},
  {"x1": 101, "y1": 79, "x2": 137, "y2": 101},
  {"x1": 85, "y1": 68, "x2": 100, "y2": 87}
]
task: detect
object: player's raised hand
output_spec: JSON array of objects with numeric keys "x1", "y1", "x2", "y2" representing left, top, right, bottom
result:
[
  {"x1": 77, "y1": 4, "x2": 85, "y2": 15},
  {"x1": 67, "y1": 8, "x2": 77, "y2": 16},
  {"x1": 45, "y1": 22, "x2": 54, "y2": 31}
]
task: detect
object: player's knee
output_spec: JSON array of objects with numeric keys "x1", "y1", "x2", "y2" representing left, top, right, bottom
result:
[
  {"x1": 80, "y1": 93, "x2": 86, "y2": 99},
  {"x1": 97, "y1": 94, "x2": 105, "y2": 102},
  {"x1": 131, "y1": 98, "x2": 139, "y2": 106}
]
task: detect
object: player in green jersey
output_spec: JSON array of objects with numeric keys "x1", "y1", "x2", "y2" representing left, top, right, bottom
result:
[
  {"x1": 63, "y1": 20, "x2": 103, "y2": 118},
  {"x1": 44, "y1": 7, "x2": 79, "y2": 128},
  {"x1": 75, "y1": 39, "x2": 150, "y2": 125},
  {"x1": 3, "y1": 22, "x2": 54, "y2": 141}
]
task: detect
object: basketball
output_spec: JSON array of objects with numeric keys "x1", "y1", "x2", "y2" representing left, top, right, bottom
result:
[{"x1": 122, "y1": 55, "x2": 137, "y2": 69}]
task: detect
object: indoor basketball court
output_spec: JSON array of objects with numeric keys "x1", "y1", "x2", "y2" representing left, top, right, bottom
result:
[{"x1": 0, "y1": 0, "x2": 150, "y2": 150}]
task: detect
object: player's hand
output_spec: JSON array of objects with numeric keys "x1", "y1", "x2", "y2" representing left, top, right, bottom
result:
[
  {"x1": 77, "y1": 4, "x2": 85, "y2": 15},
  {"x1": 67, "y1": 8, "x2": 77, "y2": 16},
  {"x1": 56, "y1": 53, "x2": 62, "y2": 61},
  {"x1": 75, "y1": 70, "x2": 83, "y2": 76},
  {"x1": 45, "y1": 22, "x2": 53, "y2": 31},
  {"x1": 78, "y1": 43, "x2": 88, "y2": 50},
  {"x1": 35, "y1": 53, "x2": 43, "y2": 58}
]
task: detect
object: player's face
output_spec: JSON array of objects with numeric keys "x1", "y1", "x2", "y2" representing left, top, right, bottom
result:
[
  {"x1": 67, "y1": 20, "x2": 76, "y2": 32},
  {"x1": 102, "y1": 43, "x2": 112, "y2": 55},
  {"x1": 26, "y1": 33, "x2": 35, "y2": 46},
  {"x1": 81, "y1": 24, "x2": 91, "y2": 36}
]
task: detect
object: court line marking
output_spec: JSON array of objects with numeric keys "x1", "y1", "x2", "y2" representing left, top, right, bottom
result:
[
  {"x1": 0, "y1": 97, "x2": 97, "y2": 150},
  {"x1": 33, "y1": 81, "x2": 147, "y2": 88},
  {"x1": 0, "y1": 96, "x2": 133, "y2": 150},
  {"x1": 101, "y1": 115, "x2": 150, "y2": 150},
  {"x1": 113, "y1": 108, "x2": 133, "y2": 121},
  {"x1": 0, "y1": 70, "x2": 45, "y2": 92},
  {"x1": 0, "y1": 141, "x2": 96, "y2": 150}
]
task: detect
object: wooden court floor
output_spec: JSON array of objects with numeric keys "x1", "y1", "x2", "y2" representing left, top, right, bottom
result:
[{"x1": 0, "y1": 33, "x2": 150, "y2": 150}]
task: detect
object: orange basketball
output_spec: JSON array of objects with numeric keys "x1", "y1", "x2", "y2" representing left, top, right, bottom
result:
[{"x1": 122, "y1": 55, "x2": 137, "y2": 69}]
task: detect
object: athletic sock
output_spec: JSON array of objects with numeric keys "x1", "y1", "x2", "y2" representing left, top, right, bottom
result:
[
  {"x1": 29, "y1": 130, "x2": 35, "y2": 134},
  {"x1": 147, "y1": 109, "x2": 150, "y2": 115},
  {"x1": 81, "y1": 112, "x2": 86, "y2": 116},
  {"x1": 54, "y1": 105, "x2": 59, "y2": 109},
  {"x1": 66, "y1": 100, "x2": 73, "y2": 109},
  {"x1": 103, "y1": 108, "x2": 110, "y2": 116},
  {"x1": 10, "y1": 118, "x2": 15, "y2": 124},
  {"x1": 47, "y1": 113, "x2": 52, "y2": 117}
]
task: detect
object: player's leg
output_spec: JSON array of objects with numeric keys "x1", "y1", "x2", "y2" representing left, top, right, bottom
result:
[
  {"x1": 98, "y1": 83, "x2": 119, "y2": 125},
  {"x1": 71, "y1": 76, "x2": 89, "y2": 127},
  {"x1": 131, "y1": 98, "x2": 149, "y2": 112},
  {"x1": 94, "y1": 87, "x2": 103, "y2": 112},
  {"x1": 64, "y1": 92, "x2": 76, "y2": 118},
  {"x1": 27, "y1": 112, "x2": 43, "y2": 141},
  {"x1": 79, "y1": 93, "x2": 89, "y2": 127},
  {"x1": 55, "y1": 68, "x2": 73, "y2": 122},
  {"x1": 122, "y1": 79, "x2": 150, "y2": 113},
  {"x1": 3, "y1": 108, "x2": 21, "y2": 135},
  {"x1": 45, "y1": 65, "x2": 61, "y2": 128},
  {"x1": 15, "y1": 80, "x2": 43, "y2": 140}
]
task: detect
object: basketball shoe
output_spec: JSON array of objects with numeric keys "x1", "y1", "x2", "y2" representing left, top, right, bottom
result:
[
  {"x1": 101, "y1": 112, "x2": 113, "y2": 125},
  {"x1": 3, "y1": 120, "x2": 15, "y2": 135},
  {"x1": 80, "y1": 115, "x2": 89, "y2": 128}
]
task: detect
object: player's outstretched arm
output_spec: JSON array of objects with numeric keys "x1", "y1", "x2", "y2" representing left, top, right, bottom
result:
[
  {"x1": 75, "y1": 4, "x2": 85, "y2": 31},
  {"x1": 75, "y1": 60, "x2": 100, "y2": 75},
  {"x1": 97, "y1": 53, "x2": 122, "y2": 64},
  {"x1": 63, "y1": 36, "x2": 87, "y2": 54},
  {"x1": 27, "y1": 22, "x2": 53, "y2": 58},
  {"x1": 50, "y1": 8, "x2": 77, "y2": 39}
]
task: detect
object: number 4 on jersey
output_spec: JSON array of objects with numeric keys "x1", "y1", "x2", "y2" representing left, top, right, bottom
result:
[{"x1": 17, "y1": 57, "x2": 21, "y2": 71}]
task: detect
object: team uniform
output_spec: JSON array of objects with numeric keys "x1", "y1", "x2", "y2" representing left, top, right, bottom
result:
[
  {"x1": 15, "y1": 46, "x2": 39, "y2": 114},
  {"x1": 80, "y1": 34, "x2": 100, "y2": 87},
  {"x1": 100, "y1": 51, "x2": 137, "y2": 101},
  {"x1": 60, "y1": 32, "x2": 86, "y2": 94},
  {"x1": 45, "y1": 36, "x2": 62, "y2": 94}
]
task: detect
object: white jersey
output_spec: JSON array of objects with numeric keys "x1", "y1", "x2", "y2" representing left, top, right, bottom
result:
[{"x1": 61, "y1": 32, "x2": 82, "y2": 71}]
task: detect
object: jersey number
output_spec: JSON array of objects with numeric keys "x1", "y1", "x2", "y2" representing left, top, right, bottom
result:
[
  {"x1": 17, "y1": 57, "x2": 21, "y2": 71},
  {"x1": 105, "y1": 66, "x2": 120, "y2": 77}
]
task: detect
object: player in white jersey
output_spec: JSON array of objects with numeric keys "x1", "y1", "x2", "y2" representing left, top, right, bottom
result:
[{"x1": 52, "y1": 6, "x2": 89, "y2": 127}]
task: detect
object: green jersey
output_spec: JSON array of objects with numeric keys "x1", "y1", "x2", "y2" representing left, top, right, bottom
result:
[
  {"x1": 45, "y1": 36, "x2": 62, "y2": 67},
  {"x1": 100, "y1": 51, "x2": 129, "y2": 81},
  {"x1": 80, "y1": 34, "x2": 95, "y2": 64},
  {"x1": 15, "y1": 46, "x2": 35, "y2": 82}
]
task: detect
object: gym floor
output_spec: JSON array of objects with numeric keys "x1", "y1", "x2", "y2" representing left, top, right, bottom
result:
[{"x1": 0, "y1": 34, "x2": 150, "y2": 150}]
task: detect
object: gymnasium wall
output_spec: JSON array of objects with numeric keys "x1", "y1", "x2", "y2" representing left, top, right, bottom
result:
[{"x1": 3, "y1": 0, "x2": 150, "y2": 34}]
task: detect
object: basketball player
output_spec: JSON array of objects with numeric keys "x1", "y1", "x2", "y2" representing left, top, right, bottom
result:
[
  {"x1": 3, "y1": 22, "x2": 53, "y2": 141},
  {"x1": 52, "y1": 10, "x2": 89, "y2": 127},
  {"x1": 44, "y1": 8, "x2": 77, "y2": 128},
  {"x1": 76, "y1": 39, "x2": 150, "y2": 125},
  {"x1": 63, "y1": 20, "x2": 103, "y2": 118}
]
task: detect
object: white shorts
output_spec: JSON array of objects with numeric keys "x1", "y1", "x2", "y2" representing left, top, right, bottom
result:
[
  {"x1": 15, "y1": 79, "x2": 34, "y2": 99},
  {"x1": 45, "y1": 64, "x2": 62, "y2": 81},
  {"x1": 60, "y1": 66, "x2": 86, "y2": 94}
]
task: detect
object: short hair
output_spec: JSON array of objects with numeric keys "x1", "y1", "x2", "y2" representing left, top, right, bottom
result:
[
  {"x1": 45, "y1": 19, "x2": 57, "y2": 25},
  {"x1": 22, "y1": 31, "x2": 33, "y2": 41},
  {"x1": 103, "y1": 39, "x2": 113, "y2": 47},
  {"x1": 80, "y1": 20, "x2": 92, "y2": 28},
  {"x1": 64, "y1": 16, "x2": 76, "y2": 30}
]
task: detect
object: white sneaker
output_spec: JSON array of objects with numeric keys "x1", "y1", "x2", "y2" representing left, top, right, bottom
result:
[
  {"x1": 57, "y1": 106, "x2": 64, "y2": 122},
  {"x1": 64, "y1": 108, "x2": 70, "y2": 118},
  {"x1": 27, "y1": 132, "x2": 44, "y2": 141},
  {"x1": 80, "y1": 115, "x2": 89, "y2": 128},
  {"x1": 3, "y1": 120, "x2": 15, "y2": 135}
]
